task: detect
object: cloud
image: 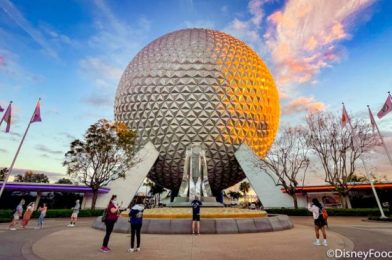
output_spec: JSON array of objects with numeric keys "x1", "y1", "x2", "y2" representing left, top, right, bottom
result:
[
  {"x1": 81, "y1": 94, "x2": 112, "y2": 107},
  {"x1": 223, "y1": 0, "x2": 267, "y2": 53},
  {"x1": 264, "y1": 0, "x2": 374, "y2": 87},
  {"x1": 58, "y1": 132, "x2": 77, "y2": 141},
  {"x1": 0, "y1": 0, "x2": 58, "y2": 59},
  {"x1": 35, "y1": 144, "x2": 63, "y2": 155},
  {"x1": 79, "y1": 0, "x2": 151, "y2": 93},
  {"x1": 0, "y1": 48, "x2": 44, "y2": 82},
  {"x1": 80, "y1": 57, "x2": 123, "y2": 85},
  {"x1": 0, "y1": 55, "x2": 5, "y2": 67},
  {"x1": 282, "y1": 96, "x2": 327, "y2": 115},
  {"x1": 5, "y1": 168, "x2": 67, "y2": 182},
  {"x1": 185, "y1": 20, "x2": 215, "y2": 29}
]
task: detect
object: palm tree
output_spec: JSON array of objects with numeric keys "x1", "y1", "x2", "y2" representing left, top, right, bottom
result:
[
  {"x1": 227, "y1": 190, "x2": 242, "y2": 200},
  {"x1": 239, "y1": 182, "x2": 250, "y2": 202},
  {"x1": 145, "y1": 179, "x2": 165, "y2": 207}
]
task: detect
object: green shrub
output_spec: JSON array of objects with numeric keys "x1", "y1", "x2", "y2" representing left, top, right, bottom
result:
[{"x1": 266, "y1": 207, "x2": 387, "y2": 217}]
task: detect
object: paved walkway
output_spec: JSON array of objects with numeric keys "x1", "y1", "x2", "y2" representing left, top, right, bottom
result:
[{"x1": 1, "y1": 216, "x2": 391, "y2": 260}]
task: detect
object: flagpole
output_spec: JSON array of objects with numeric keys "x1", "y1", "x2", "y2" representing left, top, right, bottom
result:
[
  {"x1": 0, "y1": 101, "x2": 12, "y2": 127},
  {"x1": 0, "y1": 98, "x2": 41, "y2": 200},
  {"x1": 368, "y1": 105, "x2": 392, "y2": 166},
  {"x1": 343, "y1": 103, "x2": 386, "y2": 218}
]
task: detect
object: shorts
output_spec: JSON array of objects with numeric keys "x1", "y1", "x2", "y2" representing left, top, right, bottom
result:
[
  {"x1": 314, "y1": 218, "x2": 327, "y2": 228},
  {"x1": 192, "y1": 215, "x2": 200, "y2": 221},
  {"x1": 71, "y1": 213, "x2": 79, "y2": 218},
  {"x1": 13, "y1": 215, "x2": 20, "y2": 220}
]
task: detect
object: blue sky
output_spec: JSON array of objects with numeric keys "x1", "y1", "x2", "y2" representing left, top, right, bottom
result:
[{"x1": 1, "y1": 0, "x2": 392, "y2": 182}]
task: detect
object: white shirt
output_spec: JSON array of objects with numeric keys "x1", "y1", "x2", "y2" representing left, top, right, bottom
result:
[{"x1": 308, "y1": 204, "x2": 320, "y2": 220}]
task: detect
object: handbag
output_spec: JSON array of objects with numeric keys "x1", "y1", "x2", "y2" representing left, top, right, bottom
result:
[{"x1": 101, "y1": 208, "x2": 108, "y2": 222}]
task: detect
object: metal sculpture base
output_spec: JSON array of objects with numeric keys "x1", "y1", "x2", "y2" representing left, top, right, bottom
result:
[
  {"x1": 169, "y1": 144, "x2": 222, "y2": 207},
  {"x1": 168, "y1": 196, "x2": 223, "y2": 207}
]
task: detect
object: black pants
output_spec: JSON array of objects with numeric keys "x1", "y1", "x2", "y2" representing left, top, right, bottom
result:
[
  {"x1": 131, "y1": 223, "x2": 142, "y2": 248},
  {"x1": 102, "y1": 220, "x2": 116, "y2": 247}
]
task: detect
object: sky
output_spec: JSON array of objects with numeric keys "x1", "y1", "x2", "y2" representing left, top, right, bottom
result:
[{"x1": 0, "y1": 0, "x2": 392, "y2": 184}]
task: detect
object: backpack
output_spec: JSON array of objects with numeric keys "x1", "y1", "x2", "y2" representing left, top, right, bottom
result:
[{"x1": 321, "y1": 207, "x2": 328, "y2": 220}]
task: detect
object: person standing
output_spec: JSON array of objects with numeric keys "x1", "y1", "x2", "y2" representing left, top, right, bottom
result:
[
  {"x1": 22, "y1": 202, "x2": 35, "y2": 228},
  {"x1": 68, "y1": 199, "x2": 80, "y2": 227},
  {"x1": 191, "y1": 196, "x2": 202, "y2": 235},
  {"x1": 128, "y1": 197, "x2": 144, "y2": 253},
  {"x1": 9, "y1": 199, "x2": 25, "y2": 231},
  {"x1": 101, "y1": 195, "x2": 120, "y2": 253},
  {"x1": 308, "y1": 198, "x2": 328, "y2": 246},
  {"x1": 36, "y1": 203, "x2": 48, "y2": 229}
]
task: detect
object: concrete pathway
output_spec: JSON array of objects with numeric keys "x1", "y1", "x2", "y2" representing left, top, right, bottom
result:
[
  {"x1": 31, "y1": 221, "x2": 351, "y2": 260},
  {"x1": 1, "y1": 216, "x2": 391, "y2": 260}
]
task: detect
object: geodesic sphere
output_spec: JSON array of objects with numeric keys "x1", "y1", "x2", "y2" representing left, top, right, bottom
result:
[{"x1": 114, "y1": 28, "x2": 280, "y2": 193}]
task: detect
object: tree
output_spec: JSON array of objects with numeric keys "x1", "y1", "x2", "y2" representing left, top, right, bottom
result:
[
  {"x1": 306, "y1": 112, "x2": 377, "y2": 208},
  {"x1": 239, "y1": 181, "x2": 250, "y2": 202},
  {"x1": 257, "y1": 127, "x2": 310, "y2": 208},
  {"x1": 0, "y1": 168, "x2": 8, "y2": 181},
  {"x1": 145, "y1": 179, "x2": 165, "y2": 207},
  {"x1": 63, "y1": 119, "x2": 137, "y2": 209},
  {"x1": 347, "y1": 174, "x2": 367, "y2": 183},
  {"x1": 227, "y1": 190, "x2": 242, "y2": 200},
  {"x1": 56, "y1": 178, "x2": 73, "y2": 184},
  {"x1": 14, "y1": 170, "x2": 49, "y2": 183}
]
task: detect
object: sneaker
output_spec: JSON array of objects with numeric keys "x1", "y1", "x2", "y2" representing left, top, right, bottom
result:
[
  {"x1": 100, "y1": 247, "x2": 109, "y2": 253},
  {"x1": 128, "y1": 248, "x2": 135, "y2": 253},
  {"x1": 136, "y1": 248, "x2": 140, "y2": 252},
  {"x1": 323, "y1": 241, "x2": 328, "y2": 247},
  {"x1": 313, "y1": 241, "x2": 321, "y2": 246},
  {"x1": 67, "y1": 224, "x2": 73, "y2": 227},
  {"x1": 10, "y1": 228, "x2": 16, "y2": 231},
  {"x1": 106, "y1": 247, "x2": 111, "y2": 251}
]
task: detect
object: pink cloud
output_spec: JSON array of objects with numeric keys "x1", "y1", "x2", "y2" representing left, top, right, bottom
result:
[
  {"x1": 223, "y1": 0, "x2": 270, "y2": 53},
  {"x1": 282, "y1": 96, "x2": 327, "y2": 115},
  {"x1": 265, "y1": 0, "x2": 374, "y2": 87}
]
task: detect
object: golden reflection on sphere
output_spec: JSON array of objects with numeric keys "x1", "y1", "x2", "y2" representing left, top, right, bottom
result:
[{"x1": 115, "y1": 28, "x2": 280, "y2": 192}]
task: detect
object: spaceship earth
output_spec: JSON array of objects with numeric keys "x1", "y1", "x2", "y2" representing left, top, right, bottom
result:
[{"x1": 114, "y1": 28, "x2": 280, "y2": 193}]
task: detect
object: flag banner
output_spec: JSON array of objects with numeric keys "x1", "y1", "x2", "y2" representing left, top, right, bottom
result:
[
  {"x1": 341, "y1": 104, "x2": 350, "y2": 127},
  {"x1": 0, "y1": 102, "x2": 12, "y2": 132},
  {"x1": 30, "y1": 100, "x2": 42, "y2": 123},
  {"x1": 368, "y1": 107, "x2": 376, "y2": 133},
  {"x1": 377, "y1": 94, "x2": 392, "y2": 119}
]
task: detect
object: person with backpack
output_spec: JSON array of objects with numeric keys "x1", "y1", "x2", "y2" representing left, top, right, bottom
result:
[
  {"x1": 100, "y1": 195, "x2": 120, "y2": 253},
  {"x1": 128, "y1": 197, "x2": 144, "y2": 253},
  {"x1": 308, "y1": 198, "x2": 328, "y2": 246}
]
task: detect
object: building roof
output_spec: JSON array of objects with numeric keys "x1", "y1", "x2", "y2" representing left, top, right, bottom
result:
[
  {"x1": 0, "y1": 182, "x2": 110, "y2": 193},
  {"x1": 282, "y1": 182, "x2": 392, "y2": 193}
]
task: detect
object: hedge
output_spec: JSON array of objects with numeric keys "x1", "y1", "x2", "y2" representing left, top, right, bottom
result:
[
  {"x1": 266, "y1": 208, "x2": 390, "y2": 217},
  {"x1": 1, "y1": 208, "x2": 389, "y2": 223},
  {"x1": 0, "y1": 209, "x2": 104, "y2": 223}
]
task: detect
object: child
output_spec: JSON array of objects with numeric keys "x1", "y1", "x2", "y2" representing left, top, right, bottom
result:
[{"x1": 68, "y1": 199, "x2": 80, "y2": 227}]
